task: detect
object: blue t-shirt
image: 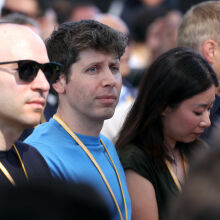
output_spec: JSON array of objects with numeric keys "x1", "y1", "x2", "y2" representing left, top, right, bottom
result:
[{"x1": 25, "y1": 118, "x2": 131, "y2": 220}]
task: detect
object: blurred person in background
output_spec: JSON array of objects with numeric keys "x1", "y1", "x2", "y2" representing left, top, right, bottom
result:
[
  {"x1": 177, "y1": 1, "x2": 220, "y2": 145},
  {"x1": 178, "y1": 0, "x2": 211, "y2": 14},
  {"x1": 0, "y1": 179, "x2": 111, "y2": 219},
  {"x1": 50, "y1": 0, "x2": 74, "y2": 24},
  {"x1": 157, "y1": 9, "x2": 182, "y2": 56},
  {"x1": 1, "y1": 0, "x2": 57, "y2": 39},
  {"x1": 118, "y1": 0, "x2": 179, "y2": 31},
  {"x1": 68, "y1": 0, "x2": 101, "y2": 22},
  {"x1": 128, "y1": 6, "x2": 166, "y2": 70},
  {"x1": 0, "y1": 12, "x2": 43, "y2": 38},
  {"x1": 129, "y1": 7, "x2": 182, "y2": 70},
  {"x1": 167, "y1": 148, "x2": 220, "y2": 220},
  {"x1": 0, "y1": 0, "x2": 4, "y2": 15},
  {"x1": 52, "y1": 0, "x2": 103, "y2": 24}
]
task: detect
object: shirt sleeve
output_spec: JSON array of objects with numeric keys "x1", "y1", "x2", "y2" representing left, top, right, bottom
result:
[{"x1": 118, "y1": 144, "x2": 156, "y2": 185}]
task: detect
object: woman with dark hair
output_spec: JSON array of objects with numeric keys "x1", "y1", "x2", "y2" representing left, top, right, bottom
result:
[{"x1": 116, "y1": 47, "x2": 218, "y2": 220}]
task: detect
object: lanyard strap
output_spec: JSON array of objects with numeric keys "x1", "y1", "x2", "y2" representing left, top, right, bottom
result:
[
  {"x1": 53, "y1": 114, "x2": 128, "y2": 220},
  {"x1": 0, "y1": 161, "x2": 15, "y2": 185},
  {"x1": 165, "y1": 155, "x2": 187, "y2": 192},
  {"x1": 13, "y1": 144, "x2": 29, "y2": 181},
  {"x1": 0, "y1": 144, "x2": 29, "y2": 186}
]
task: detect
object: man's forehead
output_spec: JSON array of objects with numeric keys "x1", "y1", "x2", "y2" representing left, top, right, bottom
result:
[
  {"x1": 0, "y1": 24, "x2": 28, "y2": 54},
  {"x1": 79, "y1": 48, "x2": 119, "y2": 59},
  {"x1": 0, "y1": 23, "x2": 44, "y2": 46},
  {"x1": 0, "y1": 23, "x2": 33, "y2": 37},
  {"x1": 0, "y1": 24, "x2": 48, "y2": 62}
]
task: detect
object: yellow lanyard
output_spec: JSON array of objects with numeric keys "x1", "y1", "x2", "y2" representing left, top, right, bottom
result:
[
  {"x1": 165, "y1": 155, "x2": 187, "y2": 192},
  {"x1": 53, "y1": 114, "x2": 128, "y2": 220},
  {"x1": 0, "y1": 144, "x2": 29, "y2": 186},
  {"x1": 40, "y1": 114, "x2": 47, "y2": 123}
]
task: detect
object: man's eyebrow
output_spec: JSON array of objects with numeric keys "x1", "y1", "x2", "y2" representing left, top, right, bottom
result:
[{"x1": 86, "y1": 58, "x2": 120, "y2": 65}]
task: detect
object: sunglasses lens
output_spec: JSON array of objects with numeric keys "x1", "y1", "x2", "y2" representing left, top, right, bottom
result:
[
  {"x1": 42, "y1": 63, "x2": 62, "y2": 83},
  {"x1": 18, "y1": 61, "x2": 38, "y2": 82},
  {"x1": 17, "y1": 60, "x2": 62, "y2": 83},
  {"x1": 1, "y1": 7, "x2": 13, "y2": 17}
]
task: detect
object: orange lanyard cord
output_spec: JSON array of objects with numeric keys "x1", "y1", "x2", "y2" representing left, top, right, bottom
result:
[{"x1": 53, "y1": 114, "x2": 128, "y2": 220}]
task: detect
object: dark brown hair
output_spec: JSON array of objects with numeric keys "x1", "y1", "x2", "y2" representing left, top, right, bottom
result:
[
  {"x1": 116, "y1": 47, "x2": 218, "y2": 163},
  {"x1": 46, "y1": 19, "x2": 128, "y2": 81}
]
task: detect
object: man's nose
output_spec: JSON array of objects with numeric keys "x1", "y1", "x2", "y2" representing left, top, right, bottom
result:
[{"x1": 31, "y1": 69, "x2": 50, "y2": 93}]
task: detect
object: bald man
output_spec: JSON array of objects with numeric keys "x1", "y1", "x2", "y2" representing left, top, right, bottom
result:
[{"x1": 0, "y1": 23, "x2": 62, "y2": 185}]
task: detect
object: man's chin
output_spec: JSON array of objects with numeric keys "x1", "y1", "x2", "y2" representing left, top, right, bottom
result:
[
  {"x1": 22, "y1": 116, "x2": 42, "y2": 129},
  {"x1": 103, "y1": 113, "x2": 115, "y2": 121}
]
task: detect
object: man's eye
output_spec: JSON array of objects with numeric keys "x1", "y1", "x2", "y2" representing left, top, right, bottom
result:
[
  {"x1": 88, "y1": 67, "x2": 97, "y2": 72},
  {"x1": 110, "y1": 66, "x2": 120, "y2": 72}
]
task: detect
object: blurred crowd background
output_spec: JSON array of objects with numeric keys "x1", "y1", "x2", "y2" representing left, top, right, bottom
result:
[
  {"x1": 0, "y1": 1, "x2": 219, "y2": 219},
  {"x1": 0, "y1": 0, "x2": 213, "y2": 141},
  {"x1": 0, "y1": 0, "x2": 209, "y2": 80}
]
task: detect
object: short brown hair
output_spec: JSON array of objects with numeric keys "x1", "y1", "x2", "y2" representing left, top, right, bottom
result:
[
  {"x1": 177, "y1": 1, "x2": 220, "y2": 51},
  {"x1": 46, "y1": 19, "x2": 128, "y2": 80}
]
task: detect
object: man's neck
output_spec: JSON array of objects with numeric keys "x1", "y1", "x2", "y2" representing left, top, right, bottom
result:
[
  {"x1": 0, "y1": 118, "x2": 24, "y2": 151},
  {"x1": 55, "y1": 108, "x2": 103, "y2": 137},
  {"x1": 0, "y1": 129, "x2": 21, "y2": 151}
]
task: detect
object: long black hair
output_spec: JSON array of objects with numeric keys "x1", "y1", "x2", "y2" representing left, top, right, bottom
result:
[{"x1": 116, "y1": 47, "x2": 218, "y2": 163}]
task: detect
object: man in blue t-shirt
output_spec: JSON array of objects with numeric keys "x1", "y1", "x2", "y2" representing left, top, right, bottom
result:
[{"x1": 25, "y1": 20, "x2": 131, "y2": 220}]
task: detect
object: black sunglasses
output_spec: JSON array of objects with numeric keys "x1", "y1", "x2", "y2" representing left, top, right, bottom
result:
[{"x1": 0, "y1": 60, "x2": 63, "y2": 83}]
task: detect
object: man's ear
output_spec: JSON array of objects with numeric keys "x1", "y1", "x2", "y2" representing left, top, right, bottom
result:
[
  {"x1": 202, "y1": 39, "x2": 218, "y2": 64},
  {"x1": 162, "y1": 106, "x2": 172, "y2": 116},
  {"x1": 52, "y1": 74, "x2": 66, "y2": 94}
]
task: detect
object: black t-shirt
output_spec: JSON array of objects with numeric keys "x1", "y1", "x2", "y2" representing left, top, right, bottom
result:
[
  {"x1": 119, "y1": 144, "x2": 177, "y2": 219},
  {"x1": 118, "y1": 139, "x2": 208, "y2": 219},
  {"x1": 0, "y1": 141, "x2": 51, "y2": 185}
]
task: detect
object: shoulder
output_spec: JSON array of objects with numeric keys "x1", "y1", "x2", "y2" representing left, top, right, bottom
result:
[
  {"x1": 100, "y1": 134, "x2": 118, "y2": 156},
  {"x1": 29, "y1": 118, "x2": 62, "y2": 135},
  {"x1": 14, "y1": 141, "x2": 47, "y2": 160},
  {"x1": 119, "y1": 143, "x2": 152, "y2": 161},
  {"x1": 25, "y1": 121, "x2": 51, "y2": 141},
  {"x1": 118, "y1": 143, "x2": 154, "y2": 173},
  {"x1": 100, "y1": 133, "x2": 111, "y2": 141},
  {"x1": 119, "y1": 144, "x2": 162, "y2": 187},
  {"x1": 24, "y1": 119, "x2": 66, "y2": 147},
  {"x1": 14, "y1": 141, "x2": 51, "y2": 177},
  {"x1": 100, "y1": 134, "x2": 115, "y2": 148},
  {"x1": 14, "y1": 141, "x2": 40, "y2": 155}
]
